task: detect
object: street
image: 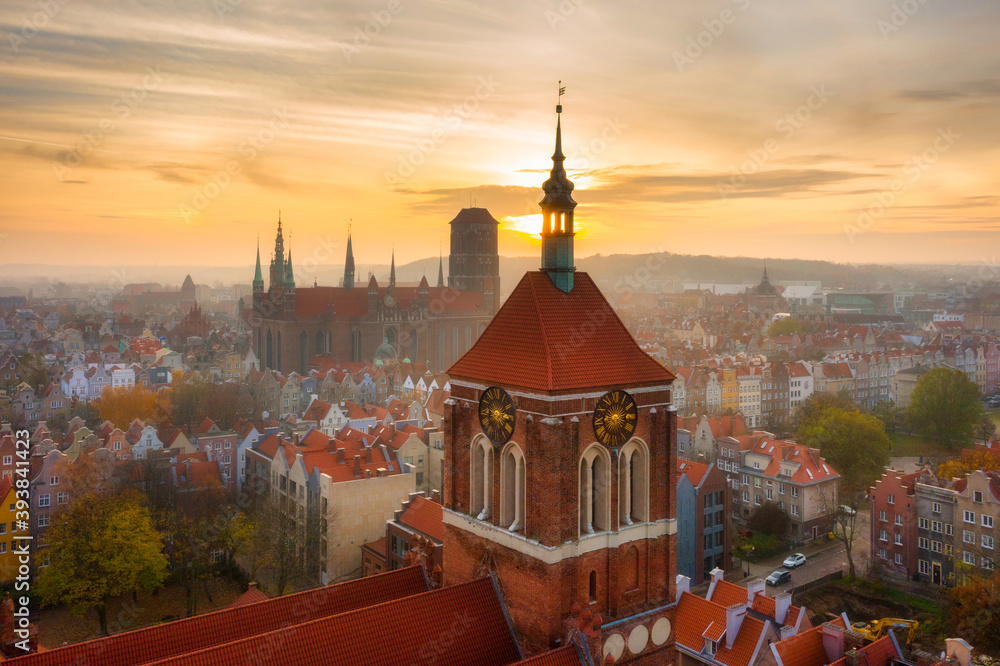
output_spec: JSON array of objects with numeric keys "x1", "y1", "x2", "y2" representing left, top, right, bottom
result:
[{"x1": 729, "y1": 511, "x2": 871, "y2": 594}]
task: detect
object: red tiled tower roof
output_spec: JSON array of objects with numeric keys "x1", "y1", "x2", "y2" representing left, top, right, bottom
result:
[
  {"x1": 143, "y1": 577, "x2": 521, "y2": 666},
  {"x1": 448, "y1": 271, "x2": 674, "y2": 393},
  {"x1": 10, "y1": 566, "x2": 429, "y2": 666}
]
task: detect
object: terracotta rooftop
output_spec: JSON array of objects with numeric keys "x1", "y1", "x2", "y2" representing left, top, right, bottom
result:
[
  {"x1": 394, "y1": 494, "x2": 441, "y2": 540},
  {"x1": 8, "y1": 566, "x2": 429, "y2": 665},
  {"x1": 448, "y1": 271, "x2": 674, "y2": 393},
  {"x1": 143, "y1": 577, "x2": 521, "y2": 666}
]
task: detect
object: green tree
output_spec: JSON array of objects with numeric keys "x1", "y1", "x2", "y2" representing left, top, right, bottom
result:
[
  {"x1": 766, "y1": 318, "x2": 802, "y2": 337},
  {"x1": 17, "y1": 352, "x2": 48, "y2": 389},
  {"x1": 799, "y1": 407, "x2": 891, "y2": 578},
  {"x1": 166, "y1": 371, "x2": 213, "y2": 432},
  {"x1": 748, "y1": 501, "x2": 792, "y2": 538},
  {"x1": 906, "y1": 368, "x2": 983, "y2": 450},
  {"x1": 793, "y1": 391, "x2": 857, "y2": 437},
  {"x1": 37, "y1": 491, "x2": 168, "y2": 635}
]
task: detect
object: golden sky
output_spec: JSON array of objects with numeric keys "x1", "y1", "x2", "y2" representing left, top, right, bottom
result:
[{"x1": 2, "y1": 0, "x2": 1000, "y2": 270}]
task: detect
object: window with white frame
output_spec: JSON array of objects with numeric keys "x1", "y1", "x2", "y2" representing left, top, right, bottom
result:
[
  {"x1": 894, "y1": 533, "x2": 903, "y2": 545},
  {"x1": 947, "y1": 524, "x2": 955, "y2": 536},
  {"x1": 895, "y1": 514, "x2": 903, "y2": 526},
  {"x1": 983, "y1": 534, "x2": 994, "y2": 550},
  {"x1": 964, "y1": 510, "x2": 976, "y2": 524},
  {"x1": 983, "y1": 515, "x2": 994, "y2": 529},
  {"x1": 932, "y1": 502, "x2": 941, "y2": 514},
  {"x1": 38, "y1": 494, "x2": 50, "y2": 508},
  {"x1": 964, "y1": 551, "x2": 975, "y2": 564},
  {"x1": 887, "y1": 494, "x2": 895, "y2": 505},
  {"x1": 918, "y1": 537, "x2": 929, "y2": 549},
  {"x1": 919, "y1": 560, "x2": 930, "y2": 575},
  {"x1": 932, "y1": 541, "x2": 942, "y2": 553},
  {"x1": 932, "y1": 520, "x2": 942, "y2": 533},
  {"x1": 918, "y1": 517, "x2": 928, "y2": 529}
]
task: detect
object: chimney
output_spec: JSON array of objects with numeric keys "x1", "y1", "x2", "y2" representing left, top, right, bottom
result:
[
  {"x1": 365, "y1": 446, "x2": 373, "y2": 464},
  {"x1": 430, "y1": 489, "x2": 441, "y2": 503},
  {"x1": 725, "y1": 604, "x2": 746, "y2": 649},
  {"x1": 676, "y1": 574, "x2": 691, "y2": 602},
  {"x1": 945, "y1": 638, "x2": 973, "y2": 666},
  {"x1": 365, "y1": 469, "x2": 373, "y2": 478},
  {"x1": 774, "y1": 591, "x2": 792, "y2": 624},
  {"x1": 844, "y1": 629, "x2": 866, "y2": 652},
  {"x1": 336, "y1": 448, "x2": 345, "y2": 464},
  {"x1": 353, "y1": 454, "x2": 361, "y2": 477},
  {"x1": 845, "y1": 648, "x2": 862, "y2": 666},
  {"x1": 779, "y1": 625, "x2": 797, "y2": 641},
  {"x1": 822, "y1": 622, "x2": 846, "y2": 663},
  {"x1": 706, "y1": 568, "x2": 724, "y2": 601},
  {"x1": 248, "y1": 581, "x2": 257, "y2": 589},
  {"x1": 746, "y1": 578, "x2": 765, "y2": 603},
  {"x1": 293, "y1": 433, "x2": 300, "y2": 445}
]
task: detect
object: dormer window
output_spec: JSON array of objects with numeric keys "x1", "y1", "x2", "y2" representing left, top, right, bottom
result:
[{"x1": 704, "y1": 639, "x2": 717, "y2": 656}]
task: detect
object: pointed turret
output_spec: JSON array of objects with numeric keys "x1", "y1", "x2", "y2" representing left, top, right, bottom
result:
[
  {"x1": 344, "y1": 226, "x2": 355, "y2": 289},
  {"x1": 253, "y1": 240, "x2": 264, "y2": 288},
  {"x1": 285, "y1": 246, "x2": 295, "y2": 286},
  {"x1": 539, "y1": 98, "x2": 577, "y2": 293},
  {"x1": 389, "y1": 249, "x2": 396, "y2": 289},
  {"x1": 437, "y1": 253, "x2": 445, "y2": 288}
]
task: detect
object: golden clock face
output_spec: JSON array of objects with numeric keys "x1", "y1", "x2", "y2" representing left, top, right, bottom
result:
[
  {"x1": 478, "y1": 386, "x2": 515, "y2": 445},
  {"x1": 593, "y1": 389, "x2": 638, "y2": 447}
]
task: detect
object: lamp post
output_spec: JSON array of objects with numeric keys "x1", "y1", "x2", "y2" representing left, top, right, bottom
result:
[{"x1": 745, "y1": 545, "x2": 754, "y2": 577}]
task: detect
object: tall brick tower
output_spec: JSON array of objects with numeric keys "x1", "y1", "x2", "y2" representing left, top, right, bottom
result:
[{"x1": 443, "y1": 101, "x2": 679, "y2": 663}]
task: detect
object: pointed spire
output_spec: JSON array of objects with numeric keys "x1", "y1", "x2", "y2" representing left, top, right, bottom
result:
[
  {"x1": 253, "y1": 236, "x2": 263, "y2": 288},
  {"x1": 437, "y1": 251, "x2": 444, "y2": 288},
  {"x1": 389, "y1": 248, "x2": 396, "y2": 288},
  {"x1": 539, "y1": 87, "x2": 577, "y2": 293},
  {"x1": 285, "y1": 245, "x2": 295, "y2": 286},
  {"x1": 344, "y1": 223, "x2": 355, "y2": 289}
]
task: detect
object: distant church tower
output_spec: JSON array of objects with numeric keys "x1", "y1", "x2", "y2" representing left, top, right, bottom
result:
[
  {"x1": 441, "y1": 99, "x2": 679, "y2": 661},
  {"x1": 343, "y1": 226, "x2": 355, "y2": 289},
  {"x1": 448, "y1": 207, "x2": 500, "y2": 312}
]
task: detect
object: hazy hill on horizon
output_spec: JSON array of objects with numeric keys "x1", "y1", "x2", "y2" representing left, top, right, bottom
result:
[{"x1": 0, "y1": 252, "x2": 966, "y2": 296}]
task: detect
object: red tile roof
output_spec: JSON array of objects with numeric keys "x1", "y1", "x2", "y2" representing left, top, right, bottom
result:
[
  {"x1": 771, "y1": 618, "x2": 845, "y2": 666},
  {"x1": 143, "y1": 577, "x2": 520, "y2": 666},
  {"x1": 716, "y1": 616, "x2": 765, "y2": 666},
  {"x1": 512, "y1": 645, "x2": 584, "y2": 665},
  {"x1": 225, "y1": 585, "x2": 268, "y2": 609},
  {"x1": 709, "y1": 580, "x2": 749, "y2": 608},
  {"x1": 678, "y1": 458, "x2": 711, "y2": 488},
  {"x1": 398, "y1": 495, "x2": 444, "y2": 542},
  {"x1": 750, "y1": 592, "x2": 775, "y2": 617},
  {"x1": 9, "y1": 566, "x2": 429, "y2": 666},
  {"x1": 448, "y1": 272, "x2": 674, "y2": 393}
]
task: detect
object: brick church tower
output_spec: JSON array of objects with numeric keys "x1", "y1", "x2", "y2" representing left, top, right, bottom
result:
[{"x1": 442, "y1": 102, "x2": 679, "y2": 663}]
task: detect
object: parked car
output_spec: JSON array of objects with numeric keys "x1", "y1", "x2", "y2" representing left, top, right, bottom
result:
[
  {"x1": 783, "y1": 553, "x2": 807, "y2": 568},
  {"x1": 766, "y1": 569, "x2": 792, "y2": 586},
  {"x1": 989, "y1": 398, "x2": 1000, "y2": 408},
  {"x1": 838, "y1": 504, "x2": 857, "y2": 516}
]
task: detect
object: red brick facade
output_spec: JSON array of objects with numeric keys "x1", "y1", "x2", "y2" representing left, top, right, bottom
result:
[{"x1": 443, "y1": 384, "x2": 678, "y2": 658}]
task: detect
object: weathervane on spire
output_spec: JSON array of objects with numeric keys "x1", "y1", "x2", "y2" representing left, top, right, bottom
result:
[{"x1": 557, "y1": 80, "x2": 565, "y2": 114}]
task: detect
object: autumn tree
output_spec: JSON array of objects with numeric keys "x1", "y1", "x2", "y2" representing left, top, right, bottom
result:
[
  {"x1": 96, "y1": 385, "x2": 165, "y2": 429},
  {"x1": 201, "y1": 383, "x2": 256, "y2": 431},
  {"x1": 799, "y1": 407, "x2": 891, "y2": 578},
  {"x1": 37, "y1": 490, "x2": 168, "y2": 635},
  {"x1": 949, "y1": 569, "x2": 1000, "y2": 652},
  {"x1": 906, "y1": 367, "x2": 983, "y2": 450},
  {"x1": 766, "y1": 317, "x2": 802, "y2": 337},
  {"x1": 978, "y1": 415, "x2": 997, "y2": 443},
  {"x1": 938, "y1": 447, "x2": 1000, "y2": 481}
]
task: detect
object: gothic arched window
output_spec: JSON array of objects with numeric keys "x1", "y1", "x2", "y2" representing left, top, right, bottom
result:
[
  {"x1": 619, "y1": 440, "x2": 649, "y2": 524},
  {"x1": 500, "y1": 443, "x2": 525, "y2": 531},
  {"x1": 470, "y1": 437, "x2": 492, "y2": 520},
  {"x1": 579, "y1": 444, "x2": 611, "y2": 534}
]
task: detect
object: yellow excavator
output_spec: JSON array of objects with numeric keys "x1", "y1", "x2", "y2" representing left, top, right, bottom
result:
[{"x1": 851, "y1": 618, "x2": 920, "y2": 645}]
